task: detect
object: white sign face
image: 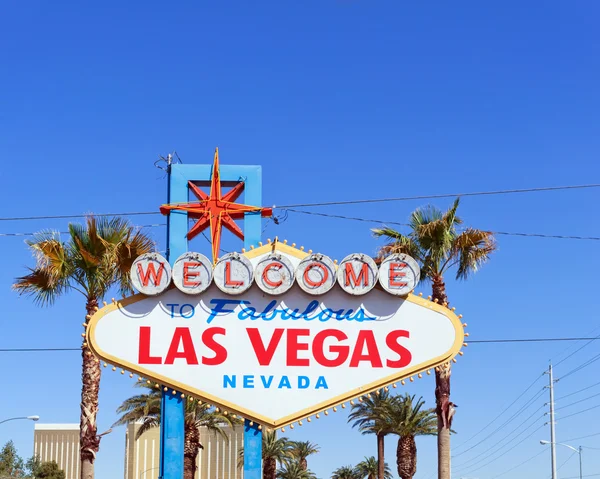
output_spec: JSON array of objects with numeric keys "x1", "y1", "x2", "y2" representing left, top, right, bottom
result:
[{"x1": 89, "y1": 246, "x2": 463, "y2": 427}]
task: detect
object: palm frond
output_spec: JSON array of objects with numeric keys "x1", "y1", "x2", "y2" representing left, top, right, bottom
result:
[
  {"x1": 355, "y1": 456, "x2": 392, "y2": 479},
  {"x1": 410, "y1": 204, "x2": 443, "y2": 228},
  {"x1": 135, "y1": 416, "x2": 161, "y2": 440},
  {"x1": 331, "y1": 465, "x2": 359, "y2": 479},
  {"x1": 95, "y1": 216, "x2": 131, "y2": 246},
  {"x1": 383, "y1": 394, "x2": 437, "y2": 437},
  {"x1": 289, "y1": 440, "x2": 320, "y2": 460},
  {"x1": 276, "y1": 461, "x2": 317, "y2": 479},
  {"x1": 13, "y1": 267, "x2": 69, "y2": 306},
  {"x1": 114, "y1": 229, "x2": 156, "y2": 295},
  {"x1": 26, "y1": 231, "x2": 69, "y2": 272},
  {"x1": 453, "y1": 228, "x2": 497, "y2": 280},
  {"x1": 372, "y1": 227, "x2": 405, "y2": 241},
  {"x1": 371, "y1": 227, "x2": 422, "y2": 263},
  {"x1": 442, "y1": 198, "x2": 463, "y2": 228},
  {"x1": 348, "y1": 389, "x2": 395, "y2": 436},
  {"x1": 13, "y1": 231, "x2": 73, "y2": 305}
]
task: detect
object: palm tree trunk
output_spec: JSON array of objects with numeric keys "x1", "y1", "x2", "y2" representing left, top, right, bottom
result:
[
  {"x1": 436, "y1": 364, "x2": 452, "y2": 479},
  {"x1": 184, "y1": 421, "x2": 201, "y2": 479},
  {"x1": 377, "y1": 433, "x2": 385, "y2": 479},
  {"x1": 396, "y1": 435, "x2": 417, "y2": 479},
  {"x1": 80, "y1": 298, "x2": 101, "y2": 479},
  {"x1": 431, "y1": 275, "x2": 448, "y2": 306},
  {"x1": 432, "y1": 275, "x2": 451, "y2": 479},
  {"x1": 300, "y1": 458, "x2": 307, "y2": 470},
  {"x1": 263, "y1": 457, "x2": 277, "y2": 479},
  {"x1": 183, "y1": 455, "x2": 196, "y2": 479}
]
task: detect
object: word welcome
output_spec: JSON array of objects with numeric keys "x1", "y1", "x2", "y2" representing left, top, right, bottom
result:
[{"x1": 130, "y1": 250, "x2": 420, "y2": 297}]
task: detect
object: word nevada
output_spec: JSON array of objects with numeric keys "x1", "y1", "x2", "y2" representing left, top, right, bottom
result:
[{"x1": 131, "y1": 250, "x2": 421, "y2": 297}]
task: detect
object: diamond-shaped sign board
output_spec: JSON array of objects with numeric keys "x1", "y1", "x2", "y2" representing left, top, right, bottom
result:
[{"x1": 87, "y1": 242, "x2": 464, "y2": 428}]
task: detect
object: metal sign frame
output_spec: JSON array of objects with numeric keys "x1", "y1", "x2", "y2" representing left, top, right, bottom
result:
[{"x1": 162, "y1": 161, "x2": 264, "y2": 479}]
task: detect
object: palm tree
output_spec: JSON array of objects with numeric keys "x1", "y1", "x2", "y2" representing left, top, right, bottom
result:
[
  {"x1": 355, "y1": 456, "x2": 392, "y2": 479},
  {"x1": 239, "y1": 429, "x2": 293, "y2": 479},
  {"x1": 347, "y1": 389, "x2": 394, "y2": 479},
  {"x1": 373, "y1": 198, "x2": 496, "y2": 479},
  {"x1": 114, "y1": 383, "x2": 236, "y2": 479},
  {"x1": 13, "y1": 217, "x2": 153, "y2": 479},
  {"x1": 277, "y1": 462, "x2": 317, "y2": 479},
  {"x1": 385, "y1": 395, "x2": 437, "y2": 479},
  {"x1": 288, "y1": 441, "x2": 320, "y2": 470},
  {"x1": 331, "y1": 466, "x2": 359, "y2": 479}
]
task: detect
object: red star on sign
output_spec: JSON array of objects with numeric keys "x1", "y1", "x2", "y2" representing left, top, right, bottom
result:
[{"x1": 160, "y1": 148, "x2": 273, "y2": 263}]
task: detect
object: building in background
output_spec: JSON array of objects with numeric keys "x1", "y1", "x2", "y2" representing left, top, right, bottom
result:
[
  {"x1": 124, "y1": 422, "x2": 244, "y2": 479},
  {"x1": 33, "y1": 424, "x2": 79, "y2": 479}
]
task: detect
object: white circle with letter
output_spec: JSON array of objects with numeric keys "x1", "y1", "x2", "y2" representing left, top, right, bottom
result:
[
  {"x1": 295, "y1": 253, "x2": 337, "y2": 295},
  {"x1": 254, "y1": 253, "x2": 295, "y2": 295},
  {"x1": 214, "y1": 252, "x2": 254, "y2": 295},
  {"x1": 336, "y1": 253, "x2": 378, "y2": 295},
  {"x1": 172, "y1": 252, "x2": 213, "y2": 295},
  {"x1": 378, "y1": 253, "x2": 420, "y2": 296},
  {"x1": 130, "y1": 253, "x2": 172, "y2": 295}
]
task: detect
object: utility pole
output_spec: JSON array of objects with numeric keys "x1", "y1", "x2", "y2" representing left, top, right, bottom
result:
[{"x1": 546, "y1": 363, "x2": 558, "y2": 479}]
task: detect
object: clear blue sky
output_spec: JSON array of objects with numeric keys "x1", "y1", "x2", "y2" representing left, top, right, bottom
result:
[{"x1": 1, "y1": 1, "x2": 599, "y2": 478}]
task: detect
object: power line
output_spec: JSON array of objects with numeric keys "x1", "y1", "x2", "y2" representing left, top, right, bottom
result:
[
  {"x1": 4, "y1": 212, "x2": 598, "y2": 240},
  {"x1": 470, "y1": 338, "x2": 600, "y2": 344},
  {"x1": 556, "y1": 381, "x2": 600, "y2": 401},
  {"x1": 452, "y1": 393, "x2": 545, "y2": 466},
  {"x1": 285, "y1": 208, "x2": 600, "y2": 241},
  {"x1": 559, "y1": 352, "x2": 600, "y2": 381},
  {"x1": 1, "y1": 210, "x2": 599, "y2": 243},
  {"x1": 452, "y1": 373, "x2": 544, "y2": 451},
  {"x1": 563, "y1": 432, "x2": 600, "y2": 442},
  {"x1": 275, "y1": 183, "x2": 600, "y2": 208},
  {"x1": 454, "y1": 423, "x2": 546, "y2": 476},
  {"x1": 553, "y1": 451, "x2": 578, "y2": 478},
  {"x1": 554, "y1": 329, "x2": 600, "y2": 367},
  {"x1": 0, "y1": 224, "x2": 166, "y2": 237},
  {"x1": 0, "y1": 181, "x2": 597, "y2": 219},
  {"x1": 555, "y1": 391, "x2": 600, "y2": 411},
  {"x1": 0, "y1": 348, "x2": 80, "y2": 352},
  {"x1": 2, "y1": 337, "x2": 599, "y2": 352},
  {"x1": 559, "y1": 403, "x2": 600, "y2": 421},
  {"x1": 562, "y1": 474, "x2": 600, "y2": 479},
  {"x1": 453, "y1": 408, "x2": 546, "y2": 471},
  {"x1": 286, "y1": 208, "x2": 600, "y2": 241},
  {"x1": 490, "y1": 449, "x2": 548, "y2": 479},
  {"x1": 285, "y1": 208, "x2": 407, "y2": 226},
  {"x1": 0, "y1": 212, "x2": 159, "y2": 222}
]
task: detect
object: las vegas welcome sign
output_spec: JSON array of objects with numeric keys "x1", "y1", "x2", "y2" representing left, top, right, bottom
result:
[{"x1": 87, "y1": 241, "x2": 464, "y2": 428}]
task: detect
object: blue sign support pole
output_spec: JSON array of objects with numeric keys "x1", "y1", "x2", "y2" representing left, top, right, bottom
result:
[
  {"x1": 159, "y1": 160, "x2": 185, "y2": 479},
  {"x1": 159, "y1": 159, "x2": 264, "y2": 479},
  {"x1": 238, "y1": 165, "x2": 263, "y2": 479}
]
